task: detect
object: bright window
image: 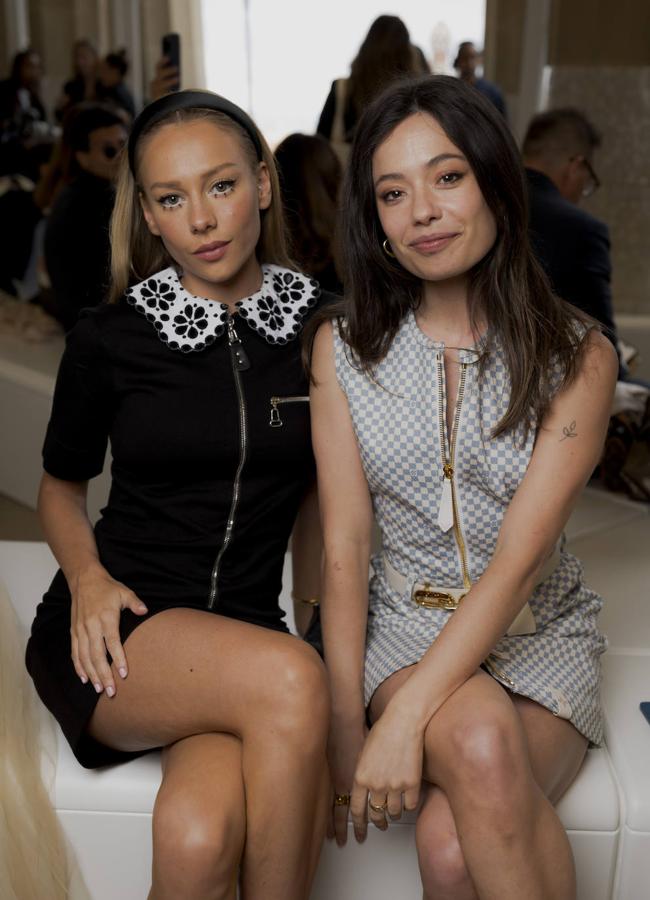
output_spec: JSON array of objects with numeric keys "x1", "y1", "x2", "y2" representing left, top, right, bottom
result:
[{"x1": 202, "y1": 1, "x2": 485, "y2": 147}]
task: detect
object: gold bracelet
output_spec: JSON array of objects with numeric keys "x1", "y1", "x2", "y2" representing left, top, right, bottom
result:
[{"x1": 293, "y1": 595, "x2": 320, "y2": 606}]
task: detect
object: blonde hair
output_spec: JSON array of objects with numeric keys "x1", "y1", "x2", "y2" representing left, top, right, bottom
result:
[
  {"x1": 0, "y1": 584, "x2": 85, "y2": 899},
  {"x1": 109, "y1": 108, "x2": 292, "y2": 303}
]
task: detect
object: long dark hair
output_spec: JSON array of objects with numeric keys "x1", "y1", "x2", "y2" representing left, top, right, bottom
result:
[
  {"x1": 345, "y1": 17, "x2": 416, "y2": 130},
  {"x1": 274, "y1": 133, "x2": 342, "y2": 283},
  {"x1": 311, "y1": 75, "x2": 591, "y2": 438}
]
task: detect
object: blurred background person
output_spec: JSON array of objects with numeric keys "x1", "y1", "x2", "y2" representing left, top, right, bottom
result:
[
  {"x1": 316, "y1": 15, "x2": 422, "y2": 164},
  {"x1": 0, "y1": 49, "x2": 52, "y2": 180},
  {"x1": 97, "y1": 49, "x2": 135, "y2": 121},
  {"x1": 454, "y1": 40, "x2": 507, "y2": 120},
  {"x1": 56, "y1": 39, "x2": 99, "y2": 120},
  {"x1": 275, "y1": 132, "x2": 343, "y2": 294},
  {"x1": 522, "y1": 109, "x2": 620, "y2": 362},
  {"x1": 43, "y1": 103, "x2": 127, "y2": 330}
]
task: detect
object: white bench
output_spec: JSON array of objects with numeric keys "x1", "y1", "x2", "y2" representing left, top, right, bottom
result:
[{"x1": 2, "y1": 486, "x2": 648, "y2": 899}]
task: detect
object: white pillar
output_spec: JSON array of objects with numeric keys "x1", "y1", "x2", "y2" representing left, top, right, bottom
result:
[
  {"x1": 515, "y1": 0, "x2": 551, "y2": 141},
  {"x1": 4, "y1": 0, "x2": 30, "y2": 57}
]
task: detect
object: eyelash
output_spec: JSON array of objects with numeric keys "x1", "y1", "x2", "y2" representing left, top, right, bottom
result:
[
  {"x1": 157, "y1": 179, "x2": 236, "y2": 209},
  {"x1": 379, "y1": 172, "x2": 465, "y2": 203}
]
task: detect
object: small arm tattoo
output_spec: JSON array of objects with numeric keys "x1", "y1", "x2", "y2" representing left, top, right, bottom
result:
[{"x1": 560, "y1": 420, "x2": 578, "y2": 441}]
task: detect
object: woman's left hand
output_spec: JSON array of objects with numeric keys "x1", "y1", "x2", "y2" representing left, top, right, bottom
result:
[{"x1": 349, "y1": 704, "x2": 424, "y2": 840}]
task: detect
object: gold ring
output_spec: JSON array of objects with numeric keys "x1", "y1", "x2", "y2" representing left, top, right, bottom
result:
[
  {"x1": 368, "y1": 800, "x2": 387, "y2": 813},
  {"x1": 334, "y1": 793, "x2": 350, "y2": 806}
]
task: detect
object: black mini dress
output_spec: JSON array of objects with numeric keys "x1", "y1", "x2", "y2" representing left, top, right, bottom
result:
[{"x1": 25, "y1": 265, "x2": 331, "y2": 768}]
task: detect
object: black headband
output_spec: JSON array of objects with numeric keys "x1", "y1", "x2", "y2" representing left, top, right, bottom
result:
[{"x1": 127, "y1": 89, "x2": 263, "y2": 174}]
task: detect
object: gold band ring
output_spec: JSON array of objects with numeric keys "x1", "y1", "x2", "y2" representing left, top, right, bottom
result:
[
  {"x1": 368, "y1": 800, "x2": 387, "y2": 813},
  {"x1": 334, "y1": 793, "x2": 351, "y2": 806}
]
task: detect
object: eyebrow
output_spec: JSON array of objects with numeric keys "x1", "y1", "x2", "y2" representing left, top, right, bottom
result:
[
  {"x1": 149, "y1": 161, "x2": 239, "y2": 191},
  {"x1": 374, "y1": 153, "x2": 467, "y2": 189}
]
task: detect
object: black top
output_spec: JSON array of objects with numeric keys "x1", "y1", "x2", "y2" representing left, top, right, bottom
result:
[
  {"x1": 526, "y1": 168, "x2": 619, "y2": 353},
  {"x1": 38, "y1": 267, "x2": 332, "y2": 632},
  {"x1": 44, "y1": 172, "x2": 114, "y2": 330},
  {"x1": 473, "y1": 77, "x2": 507, "y2": 120}
]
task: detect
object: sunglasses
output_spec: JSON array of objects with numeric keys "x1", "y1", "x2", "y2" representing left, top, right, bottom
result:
[{"x1": 102, "y1": 141, "x2": 125, "y2": 160}]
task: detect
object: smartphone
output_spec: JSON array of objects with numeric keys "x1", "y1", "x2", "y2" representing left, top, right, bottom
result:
[
  {"x1": 161, "y1": 33, "x2": 181, "y2": 91},
  {"x1": 641, "y1": 702, "x2": 650, "y2": 727}
]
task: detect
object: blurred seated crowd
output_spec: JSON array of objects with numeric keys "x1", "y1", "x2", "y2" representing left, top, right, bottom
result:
[{"x1": 0, "y1": 15, "x2": 648, "y2": 499}]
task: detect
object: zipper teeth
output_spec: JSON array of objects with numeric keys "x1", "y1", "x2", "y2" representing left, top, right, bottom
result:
[
  {"x1": 484, "y1": 656, "x2": 516, "y2": 690},
  {"x1": 270, "y1": 395, "x2": 309, "y2": 404},
  {"x1": 437, "y1": 354, "x2": 471, "y2": 589},
  {"x1": 207, "y1": 319, "x2": 248, "y2": 610}
]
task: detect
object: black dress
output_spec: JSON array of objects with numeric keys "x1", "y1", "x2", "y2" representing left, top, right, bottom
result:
[{"x1": 25, "y1": 264, "x2": 331, "y2": 768}]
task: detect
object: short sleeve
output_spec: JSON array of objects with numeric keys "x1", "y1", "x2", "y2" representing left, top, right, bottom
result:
[{"x1": 42, "y1": 313, "x2": 113, "y2": 481}]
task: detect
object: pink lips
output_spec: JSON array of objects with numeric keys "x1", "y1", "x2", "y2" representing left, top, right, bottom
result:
[
  {"x1": 193, "y1": 240, "x2": 230, "y2": 261},
  {"x1": 409, "y1": 233, "x2": 458, "y2": 254}
]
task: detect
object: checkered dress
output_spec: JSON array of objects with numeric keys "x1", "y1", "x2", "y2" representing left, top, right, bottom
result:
[{"x1": 333, "y1": 312, "x2": 606, "y2": 745}]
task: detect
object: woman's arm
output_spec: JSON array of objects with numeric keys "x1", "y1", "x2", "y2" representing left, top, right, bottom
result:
[
  {"x1": 349, "y1": 331, "x2": 618, "y2": 821},
  {"x1": 38, "y1": 472, "x2": 147, "y2": 695},
  {"x1": 311, "y1": 322, "x2": 373, "y2": 720},
  {"x1": 311, "y1": 322, "x2": 375, "y2": 843},
  {"x1": 290, "y1": 481, "x2": 322, "y2": 637}
]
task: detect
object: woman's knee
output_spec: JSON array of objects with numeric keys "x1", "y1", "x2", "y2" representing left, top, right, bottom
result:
[
  {"x1": 152, "y1": 785, "x2": 245, "y2": 889},
  {"x1": 258, "y1": 641, "x2": 329, "y2": 741},
  {"x1": 416, "y1": 811, "x2": 475, "y2": 899},
  {"x1": 428, "y1": 711, "x2": 534, "y2": 822}
]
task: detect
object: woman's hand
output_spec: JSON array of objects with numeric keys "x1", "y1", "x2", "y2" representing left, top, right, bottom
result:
[
  {"x1": 350, "y1": 704, "x2": 424, "y2": 841},
  {"x1": 328, "y1": 715, "x2": 368, "y2": 846},
  {"x1": 70, "y1": 563, "x2": 148, "y2": 697}
]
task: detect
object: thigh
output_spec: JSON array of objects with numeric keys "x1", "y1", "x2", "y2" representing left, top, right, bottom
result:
[{"x1": 88, "y1": 607, "x2": 325, "y2": 752}]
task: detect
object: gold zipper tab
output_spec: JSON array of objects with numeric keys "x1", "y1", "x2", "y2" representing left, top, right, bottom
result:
[
  {"x1": 269, "y1": 395, "x2": 309, "y2": 427},
  {"x1": 436, "y1": 355, "x2": 471, "y2": 589}
]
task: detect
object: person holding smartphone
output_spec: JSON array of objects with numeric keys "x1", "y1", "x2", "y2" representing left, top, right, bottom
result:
[{"x1": 26, "y1": 90, "x2": 332, "y2": 900}]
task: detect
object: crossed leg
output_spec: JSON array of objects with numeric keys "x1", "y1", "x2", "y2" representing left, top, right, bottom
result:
[
  {"x1": 370, "y1": 667, "x2": 588, "y2": 900},
  {"x1": 88, "y1": 607, "x2": 330, "y2": 900}
]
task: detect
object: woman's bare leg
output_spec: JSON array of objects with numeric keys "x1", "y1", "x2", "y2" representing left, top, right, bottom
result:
[
  {"x1": 149, "y1": 733, "x2": 245, "y2": 900},
  {"x1": 88, "y1": 608, "x2": 329, "y2": 900},
  {"x1": 370, "y1": 667, "x2": 587, "y2": 900}
]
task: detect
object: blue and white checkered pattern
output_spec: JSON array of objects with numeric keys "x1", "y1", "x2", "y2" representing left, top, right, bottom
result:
[{"x1": 333, "y1": 312, "x2": 605, "y2": 745}]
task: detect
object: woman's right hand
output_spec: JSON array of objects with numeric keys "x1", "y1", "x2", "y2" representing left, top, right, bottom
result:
[
  {"x1": 70, "y1": 564, "x2": 148, "y2": 697},
  {"x1": 328, "y1": 715, "x2": 368, "y2": 846}
]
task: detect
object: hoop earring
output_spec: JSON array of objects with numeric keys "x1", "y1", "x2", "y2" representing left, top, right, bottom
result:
[{"x1": 382, "y1": 239, "x2": 396, "y2": 259}]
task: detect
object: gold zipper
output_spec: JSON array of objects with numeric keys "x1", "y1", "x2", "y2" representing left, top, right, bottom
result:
[
  {"x1": 483, "y1": 656, "x2": 517, "y2": 690},
  {"x1": 269, "y1": 395, "x2": 310, "y2": 427},
  {"x1": 436, "y1": 354, "x2": 471, "y2": 590}
]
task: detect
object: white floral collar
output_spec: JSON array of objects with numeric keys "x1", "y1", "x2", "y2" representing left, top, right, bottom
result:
[{"x1": 125, "y1": 265, "x2": 320, "y2": 353}]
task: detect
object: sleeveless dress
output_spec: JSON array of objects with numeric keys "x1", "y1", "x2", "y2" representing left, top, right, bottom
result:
[{"x1": 333, "y1": 311, "x2": 606, "y2": 745}]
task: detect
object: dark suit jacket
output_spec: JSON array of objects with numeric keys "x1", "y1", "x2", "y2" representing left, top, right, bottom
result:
[{"x1": 526, "y1": 167, "x2": 618, "y2": 352}]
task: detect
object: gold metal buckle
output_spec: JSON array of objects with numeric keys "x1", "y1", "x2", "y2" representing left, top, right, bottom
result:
[{"x1": 413, "y1": 584, "x2": 464, "y2": 610}]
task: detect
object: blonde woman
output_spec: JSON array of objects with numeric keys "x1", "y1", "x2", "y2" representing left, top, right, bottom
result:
[{"x1": 25, "y1": 90, "x2": 331, "y2": 900}]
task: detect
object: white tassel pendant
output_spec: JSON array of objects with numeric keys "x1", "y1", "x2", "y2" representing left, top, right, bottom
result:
[{"x1": 437, "y1": 466, "x2": 454, "y2": 532}]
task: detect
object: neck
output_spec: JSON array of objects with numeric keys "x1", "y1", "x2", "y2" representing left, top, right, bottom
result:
[
  {"x1": 180, "y1": 256, "x2": 263, "y2": 311},
  {"x1": 524, "y1": 159, "x2": 560, "y2": 189},
  {"x1": 418, "y1": 275, "x2": 483, "y2": 345}
]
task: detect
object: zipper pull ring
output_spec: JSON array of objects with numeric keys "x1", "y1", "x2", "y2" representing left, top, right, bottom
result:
[
  {"x1": 269, "y1": 399, "x2": 282, "y2": 427},
  {"x1": 227, "y1": 318, "x2": 250, "y2": 371}
]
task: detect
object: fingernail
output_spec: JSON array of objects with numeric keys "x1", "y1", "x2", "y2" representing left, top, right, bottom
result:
[
  {"x1": 118, "y1": 667, "x2": 127, "y2": 679},
  {"x1": 94, "y1": 683, "x2": 102, "y2": 693},
  {"x1": 80, "y1": 676, "x2": 88, "y2": 684},
  {"x1": 106, "y1": 685, "x2": 115, "y2": 698}
]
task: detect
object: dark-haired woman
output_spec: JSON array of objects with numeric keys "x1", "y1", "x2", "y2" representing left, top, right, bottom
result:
[
  {"x1": 275, "y1": 132, "x2": 343, "y2": 294},
  {"x1": 311, "y1": 75, "x2": 616, "y2": 899},
  {"x1": 97, "y1": 49, "x2": 135, "y2": 120},
  {"x1": 316, "y1": 15, "x2": 423, "y2": 164},
  {"x1": 25, "y1": 90, "x2": 331, "y2": 900}
]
